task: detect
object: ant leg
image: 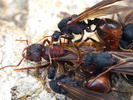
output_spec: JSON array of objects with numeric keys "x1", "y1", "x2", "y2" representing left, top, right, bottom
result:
[
  {"x1": 76, "y1": 68, "x2": 87, "y2": 77},
  {"x1": 65, "y1": 43, "x2": 81, "y2": 61},
  {"x1": 14, "y1": 63, "x2": 50, "y2": 71},
  {"x1": 42, "y1": 38, "x2": 53, "y2": 65},
  {"x1": 121, "y1": 74, "x2": 133, "y2": 86},
  {"x1": 79, "y1": 37, "x2": 99, "y2": 47},
  {"x1": 55, "y1": 36, "x2": 63, "y2": 59},
  {"x1": 42, "y1": 38, "x2": 51, "y2": 45},
  {"x1": 74, "y1": 61, "x2": 82, "y2": 70},
  {"x1": 117, "y1": 14, "x2": 124, "y2": 26},
  {"x1": 61, "y1": 35, "x2": 74, "y2": 41},
  {"x1": 74, "y1": 31, "x2": 84, "y2": 43},
  {"x1": 35, "y1": 36, "x2": 51, "y2": 43},
  {"x1": 48, "y1": 45, "x2": 52, "y2": 65},
  {"x1": 87, "y1": 19, "x2": 93, "y2": 32},
  {"x1": 126, "y1": 42, "x2": 133, "y2": 50},
  {"x1": 0, "y1": 57, "x2": 24, "y2": 70},
  {"x1": 118, "y1": 44, "x2": 132, "y2": 52},
  {"x1": 61, "y1": 62, "x2": 67, "y2": 73},
  {"x1": 93, "y1": 19, "x2": 102, "y2": 31},
  {"x1": 61, "y1": 32, "x2": 74, "y2": 42},
  {"x1": 66, "y1": 46, "x2": 79, "y2": 55},
  {"x1": 16, "y1": 39, "x2": 29, "y2": 45},
  {"x1": 73, "y1": 43, "x2": 81, "y2": 61}
]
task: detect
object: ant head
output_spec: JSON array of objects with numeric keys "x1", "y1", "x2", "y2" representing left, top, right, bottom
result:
[{"x1": 22, "y1": 44, "x2": 45, "y2": 62}]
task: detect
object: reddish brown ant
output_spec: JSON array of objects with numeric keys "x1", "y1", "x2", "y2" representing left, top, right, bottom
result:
[
  {"x1": 0, "y1": 36, "x2": 82, "y2": 72},
  {"x1": 87, "y1": 18, "x2": 122, "y2": 50},
  {"x1": 48, "y1": 69, "x2": 114, "y2": 100},
  {"x1": 66, "y1": 0, "x2": 133, "y2": 50},
  {"x1": 84, "y1": 73, "x2": 111, "y2": 94}
]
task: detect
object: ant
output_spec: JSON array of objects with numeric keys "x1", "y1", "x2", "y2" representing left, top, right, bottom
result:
[
  {"x1": 87, "y1": 51, "x2": 133, "y2": 87},
  {"x1": 117, "y1": 10, "x2": 133, "y2": 50},
  {"x1": 66, "y1": 0, "x2": 132, "y2": 50},
  {"x1": 41, "y1": 0, "x2": 132, "y2": 45},
  {"x1": 0, "y1": 34, "x2": 84, "y2": 76},
  {"x1": 48, "y1": 67, "x2": 114, "y2": 100},
  {"x1": 59, "y1": 47, "x2": 133, "y2": 88},
  {"x1": 115, "y1": 10, "x2": 133, "y2": 85},
  {"x1": 86, "y1": 18, "x2": 122, "y2": 50},
  {"x1": 73, "y1": 52, "x2": 117, "y2": 77}
]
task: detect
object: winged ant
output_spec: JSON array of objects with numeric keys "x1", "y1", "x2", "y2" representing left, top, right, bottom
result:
[
  {"x1": 48, "y1": 67, "x2": 114, "y2": 100},
  {"x1": 0, "y1": 0, "x2": 133, "y2": 100}
]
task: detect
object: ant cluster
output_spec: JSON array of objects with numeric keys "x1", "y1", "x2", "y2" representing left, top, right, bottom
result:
[{"x1": 1, "y1": 0, "x2": 133, "y2": 100}]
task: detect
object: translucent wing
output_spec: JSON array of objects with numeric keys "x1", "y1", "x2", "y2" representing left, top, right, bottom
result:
[
  {"x1": 111, "y1": 62, "x2": 133, "y2": 75},
  {"x1": 73, "y1": 0, "x2": 122, "y2": 22},
  {"x1": 111, "y1": 51, "x2": 133, "y2": 75},
  {"x1": 124, "y1": 10, "x2": 133, "y2": 25},
  {"x1": 61, "y1": 84, "x2": 114, "y2": 100},
  {"x1": 83, "y1": 6, "x2": 133, "y2": 20}
]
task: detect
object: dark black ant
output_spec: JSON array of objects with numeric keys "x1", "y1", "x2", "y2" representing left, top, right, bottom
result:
[
  {"x1": 48, "y1": 68, "x2": 81, "y2": 95},
  {"x1": 52, "y1": 30, "x2": 61, "y2": 42},
  {"x1": 48, "y1": 68, "x2": 114, "y2": 100},
  {"x1": 93, "y1": 52, "x2": 117, "y2": 68},
  {"x1": 116, "y1": 10, "x2": 133, "y2": 85},
  {"x1": 58, "y1": 14, "x2": 90, "y2": 42},
  {"x1": 76, "y1": 52, "x2": 117, "y2": 77},
  {"x1": 87, "y1": 51, "x2": 133, "y2": 87},
  {"x1": 49, "y1": 74, "x2": 81, "y2": 95},
  {"x1": 48, "y1": 68, "x2": 56, "y2": 79},
  {"x1": 117, "y1": 10, "x2": 133, "y2": 50}
]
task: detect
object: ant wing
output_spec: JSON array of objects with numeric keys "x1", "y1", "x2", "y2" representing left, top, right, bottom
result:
[
  {"x1": 111, "y1": 51, "x2": 133, "y2": 58},
  {"x1": 57, "y1": 45, "x2": 96, "y2": 62},
  {"x1": 110, "y1": 51, "x2": 133, "y2": 75},
  {"x1": 72, "y1": 0, "x2": 122, "y2": 22},
  {"x1": 57, "y1": 53, "x2": 79, "y2": 62},
  {"x1": 61, "y1": 84, "x2": 114, "y2": 100},
  {"x1": 124, "y1": 10, "x2": 133, "y2": 25},
  {"x1": 83, "y1": 6, "x2": 133, "y2": 20},
  {"x1": 111, "y1": 62, "x2": 133, "y2": 75}
]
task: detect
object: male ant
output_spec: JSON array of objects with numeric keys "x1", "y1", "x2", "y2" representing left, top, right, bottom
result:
[
  {"x1": 73, "y1": 52, "x2": 117, "y2": 77},
  {"x1": 48, "y1": 68, "x2": 114, "y2": 100},
  {"x1": 117, "y1": 10, "x2": 133, "y2": 50},
  {"x1": 87, "y1": 51, "x2": 133, "y2": 87}
]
